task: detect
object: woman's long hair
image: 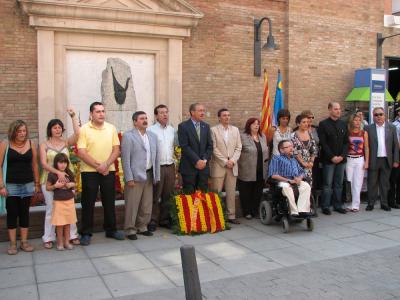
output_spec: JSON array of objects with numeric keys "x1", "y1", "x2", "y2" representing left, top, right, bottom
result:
[
  {"x1": 348, "y1": 113, "x2": 362, "y2": 132},
  {"x1": 244, "y1": 118, "x2": 262, "y2": 136},
  {"x1": 53, "y1": 153, "x2": 74, "y2": 179},
  {"x1": 8, "y1": 120, "x2": 28, "y2": 142}
]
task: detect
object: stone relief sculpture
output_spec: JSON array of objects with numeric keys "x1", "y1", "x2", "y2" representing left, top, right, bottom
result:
[
  {"x1": 111, "y1": 67, "x2": 130, "y2": 105},
  {"x1": 101, "y1": 58, "x2": 137, "y2": 132}
]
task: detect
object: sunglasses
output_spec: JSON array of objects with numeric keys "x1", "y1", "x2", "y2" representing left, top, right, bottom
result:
[
  {"x1": 308, "y1": 116, "x2": 314, "y2": 119},
  {"x1": 374, "y1": 113, "x2": 384, "y2": 117}
]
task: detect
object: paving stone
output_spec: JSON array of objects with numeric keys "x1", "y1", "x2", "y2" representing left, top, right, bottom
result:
[
  {"x1": 92, "y1": 253, "x2": 154, "y2": 275},
  {"x1": 344, "y1": 220, "x2": 397, "y2": 233},
  {"x1": 0, "y1": 266, "x2": 35, "y2": 289},
  {"x1": 341, "y1": 234, "x2": 400, "y2": 251},
  {"x1": 33, "y1": 246, "x2": 87, "y2": 264},
  {"x1": 38, "y1": 276, "x2": 111, "y2": 300},
  {"x1": 133, "y1": 236, "x2": 183, "y2": 252},
  {"x1": 219, "y1": 225, "x2": 266, "y2": 240},
  {"x1": 103, "y1": 268, "x2": 175, "y2": 297},
  {"x1": 35, "y1": 259, "x2": 97, "y2": 283},
  {"x1": 0, "y1": 251, "x2": 33, "y2": 269},
  {"x1": 196, "y1": 241, "x2": 252, "y2": 259},
  {"x1": 84, "y1": 240, "x2": 139, "y2": 258},
  {"x1": 234, "y1": 235, "x2": 293, "y2": 252},
  {"x1": 143, "y1": 247, "x2": 205, "y2": 267},
  {"x1": 161, "y1": 260, "x2": 231, "y2": 286},
  {"x1": 0, "y1": 284, "x2": 38, "y2": 300},
  {"x1": 260, "y1": 245, "x2": 328, "y2": 266},
  {"x1": 176, "y1": 233, "x2": 228, "y2": 245},
  {"x1": 214, "y1": 252, "x2": 282, "y2": 276}
]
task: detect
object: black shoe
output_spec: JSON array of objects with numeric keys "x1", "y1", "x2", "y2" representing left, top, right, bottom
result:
[
  {"x1": 79, "y1": 234, "x2": 91, "y2": 246},
  {"x1": 334, "y1": 208, "x2": 347, "y2": 214},
  {"x1": 227, "y1": 219, "x2": 241, "y2": 224},
  {"x1": 389, "y1": 204, "x2": 400, "y2": 209},
  {"x1": 148, "y1": 224, "x2": 157, "y2": 232},
  {"x1": 381, "y1": 205, "x2": 391, "y2": 211},
  {"x1": 159, "y1": 223, "x2": 172, "y2": 229},
  {"x1": 366, "y1": 205, "x2": 374, "y2": 211},
  {"x1": 322, "y1": 208, "x2": 331, "y2": 215},
  {"x1": 105, "y1": 231, "x2": 125, "y2": 240},
  {"x1": 299, "y1": 212, "x2": 312, "y2": 217},
  {"x1": 137, "y1": 230, "x2": 153, "y2": 237},
  {"x1": 127, "y1": 234, "x2": 137, "y2": 240}
]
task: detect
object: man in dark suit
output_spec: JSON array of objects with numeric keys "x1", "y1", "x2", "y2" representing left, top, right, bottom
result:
[
  {"x1": 366, "y1": 107, "x2": 399, "y2": 211},
  {"x1": 178, "y1": 103, "x2": 213, "y2": 193}
]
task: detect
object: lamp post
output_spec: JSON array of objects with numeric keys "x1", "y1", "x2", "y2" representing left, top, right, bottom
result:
[
  {"x1": 254, "y1": 17, "x2": 278, "y2": 77},
  {"x1": 376, "y1": 32, "x2": 400, "y2": 68}
]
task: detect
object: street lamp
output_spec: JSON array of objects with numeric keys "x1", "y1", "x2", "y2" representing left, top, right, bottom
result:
[
  {"x1": 376, "y1": 32, "x2": 400, "y2": 68},
  {"x1": 254, "y1": 17, "x2": 278, "y2": 77}
]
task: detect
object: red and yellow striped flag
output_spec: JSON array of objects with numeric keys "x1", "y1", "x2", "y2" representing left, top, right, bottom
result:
[{"x1": 260, "y1": 69, "x2": 272, "y2": 136}]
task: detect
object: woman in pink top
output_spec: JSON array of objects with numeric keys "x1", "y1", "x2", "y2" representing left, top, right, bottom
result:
[{"x1": 346, "y1": 114, "x2": 369, "y2": 211}]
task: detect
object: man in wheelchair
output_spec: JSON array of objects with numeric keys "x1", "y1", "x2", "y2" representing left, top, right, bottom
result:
[{"x1": 268, "y1": 139, "x2": 311, "y2": 218}]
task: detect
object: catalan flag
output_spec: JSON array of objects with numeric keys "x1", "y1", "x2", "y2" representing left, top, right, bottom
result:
[
  {"x1": 260, "y1": 69, "x2": 272, "y2": 137},
  {"x1": 273, "y1": 69, "x2": 284, "y2": 126}
]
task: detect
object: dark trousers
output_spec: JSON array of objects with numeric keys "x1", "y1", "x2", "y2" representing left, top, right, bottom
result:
[
  {"x1": 80, "y1": 172, "x2": 116, "y2": 235},
  {"x1": 6, "y1": 196, "x2": 30, "y2": 229},
  {"x1": 151, "y1": 164, "x2": 175, "y2": 225},
  {"x1": 181, "y1": 170, "x2": 209, "y2": 194},
  {"x1": 389, "y1": 167, "x2": 400, "y2": 206},
  {"x1": 321, "y1": 162, "x2": 345, "y2": 210},
  {"x1": 368, "y1": 158, "x2": 391, "y2": 207},
  {"x1": 238, "y1": 179, "x2": 264, "y2": 216}
]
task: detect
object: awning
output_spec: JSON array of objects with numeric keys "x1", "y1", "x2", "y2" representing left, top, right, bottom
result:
[{"x1": 345, "y1": 87, "x2": 394, "y2": 102}]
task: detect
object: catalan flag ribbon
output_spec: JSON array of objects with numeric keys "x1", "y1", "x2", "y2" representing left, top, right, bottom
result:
[
  {"x1": 273, "y1": 69, "x2": 284, "y2": 126},
  {"x1": 260, "y1": 69, "x2": 272, "y2": 137}
]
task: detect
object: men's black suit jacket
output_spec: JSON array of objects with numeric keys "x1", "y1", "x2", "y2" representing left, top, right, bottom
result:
[{"x1": 178, "y1": 119, "x2": 213, "y2": 175}]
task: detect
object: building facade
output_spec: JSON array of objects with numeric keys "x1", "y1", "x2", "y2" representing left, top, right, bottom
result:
[{"x1": 1, "y1": 0, "x2": 400, "y2": 140}]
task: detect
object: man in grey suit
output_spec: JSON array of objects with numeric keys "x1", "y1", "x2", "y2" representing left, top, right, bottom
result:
[
  {"x1": 366, "y1": 107, "x2": 399, "y2": 211},
  {"x1": 121, "y1": 111, "x2": 160, "y2": 240}
]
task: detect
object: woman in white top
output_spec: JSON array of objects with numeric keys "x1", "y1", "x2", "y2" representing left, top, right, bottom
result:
[
  {"x1": 268, "y1": 109, "x2": 292, "y2": 156},
  {"x1": 39, "y1": 109, "x2": 80, "y2": 249}
]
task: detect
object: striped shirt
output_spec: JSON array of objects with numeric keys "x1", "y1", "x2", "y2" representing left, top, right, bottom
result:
[{"x1": 268, "y1": 154, "x2": 304, "y2": 179}]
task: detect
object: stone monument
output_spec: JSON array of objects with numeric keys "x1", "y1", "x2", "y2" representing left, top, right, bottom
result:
[{"x1": 101, "y1": 58, "x2": 137, "y2": 132}]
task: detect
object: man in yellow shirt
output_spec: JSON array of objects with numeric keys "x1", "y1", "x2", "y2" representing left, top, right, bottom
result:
[{"x1": 77, "y1": 102, "x2": 124, "y2": 245}]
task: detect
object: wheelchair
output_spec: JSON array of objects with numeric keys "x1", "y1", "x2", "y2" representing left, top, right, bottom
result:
[{"x1": 259, "y1": 178, "x2": 316, "y2": 233}]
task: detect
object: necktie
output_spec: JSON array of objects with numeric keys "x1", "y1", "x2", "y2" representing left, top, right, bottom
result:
[{"x1": 195, "y1": 123, "x2": 201, "y2": 141}]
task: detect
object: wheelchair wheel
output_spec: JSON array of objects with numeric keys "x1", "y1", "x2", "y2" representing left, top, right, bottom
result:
[
  {"x1": 259, "y1": 201, "x2": 273, "y2": 225},
  {"x1": 306, "y1": 218, "x2": 314, "y2": 231},
  {"x1": 282, "y1": 217, "x2": 290, "y2": 233}
]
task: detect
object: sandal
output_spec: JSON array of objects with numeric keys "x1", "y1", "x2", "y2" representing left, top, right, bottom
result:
[
  {"x1": 352, "y1": 208, "x2": 359, "y2": 212},
  {"x1": 7, "y1": 244, "x2": 18, "y2": 255},
  {"x1": 56, "y1": 245, "x2": 64, "y2": 251},
  {"x1": 70, "y1": 238, "x2": 80, "y2": 245},
  {"x1": 20, "y1": 241, "x2": 34, "y2": 252},
  {"x1": 64, "y1": 243, "x2": 74, "y2": 250},
  {"x1": 43, "y1": 241, "x2": 53, "y2": 249}
]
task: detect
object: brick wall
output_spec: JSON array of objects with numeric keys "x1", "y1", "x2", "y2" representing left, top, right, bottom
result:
[
  {"x1": 0, "y1": 0, "x2": 38, "y2": 138},
  {"x1": 183, "y1": 0, "x2": 288, "y2": 129},
  {"x1": 1, "y1": 0, "x2": 400, "y2": 132}
]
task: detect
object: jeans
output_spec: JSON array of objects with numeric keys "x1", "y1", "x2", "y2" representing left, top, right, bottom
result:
[
  {"x1": 80, "y1": 172, "x2": 116, "y2": 235},
  {"x1": 321, "y1": 162, "x2": 346, "y2": 210}
]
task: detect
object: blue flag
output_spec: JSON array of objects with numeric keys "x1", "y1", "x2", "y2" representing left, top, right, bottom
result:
[{"x1": 273, "y1": 70, "x2": 284, "y2": 126}]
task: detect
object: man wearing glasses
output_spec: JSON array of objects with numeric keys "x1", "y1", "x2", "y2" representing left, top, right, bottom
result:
[
  {"x1": 268, "y1": 140, "x2": 311, "y2": 217},
  {"x1": 366, "y1": 107, "x2": 399, "y2": 211}
]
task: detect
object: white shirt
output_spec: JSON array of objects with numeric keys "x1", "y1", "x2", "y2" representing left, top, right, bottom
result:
[
  {"x1": 222, "y1": 126, "x2": 229, "y2": 144},
  {"x1": 376, "y1": 123, "x2": 387, "y2": 157},
  {"x1": 148, "y1": 122, "x2": 176, "y2": 165},
  {"x1": 140, "y1": 131, "x2": 152, "y2": 170}
]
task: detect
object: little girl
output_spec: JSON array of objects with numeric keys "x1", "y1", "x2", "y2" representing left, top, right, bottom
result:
[{"x1": 46, "y1": 153, "x2": 77, "y2": 250}]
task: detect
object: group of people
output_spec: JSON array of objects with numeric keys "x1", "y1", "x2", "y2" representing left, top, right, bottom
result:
[{"x1": 0, "y1": 100, "x2": 399, "y2": 255}]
